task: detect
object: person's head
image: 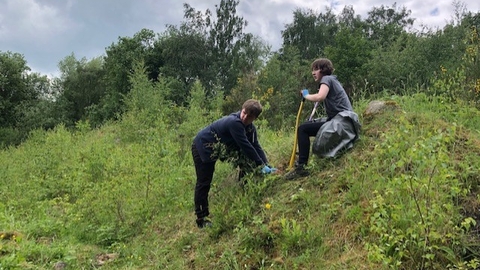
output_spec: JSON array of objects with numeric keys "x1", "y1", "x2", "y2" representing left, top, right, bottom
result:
[
  {"x1": 311, "y1": 58, "x2": 334, "y2": 82},
  {"x1": 240, "y1": 99, "x2": 262, "y2": 125}
]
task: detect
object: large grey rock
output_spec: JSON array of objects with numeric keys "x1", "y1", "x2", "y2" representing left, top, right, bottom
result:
[{"x1": 363, "y1": 100, "x2": 400, "y2": 118}]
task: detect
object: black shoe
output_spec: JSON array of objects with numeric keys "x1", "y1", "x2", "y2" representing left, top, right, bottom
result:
[
  {"x1": 284, "y1": 164, "x2": 310, "y2": 180},
  {"x1": 196, "y1": 218, "x2": 213, "y2": 228}
]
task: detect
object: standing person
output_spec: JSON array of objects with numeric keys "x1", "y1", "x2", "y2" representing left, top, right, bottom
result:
[
  {"x1": 284, "y1": 58, "x2": 355, "y2": 180},
  {"x1": 192, "y1": 99, "x2": 276, "y2": 228}
]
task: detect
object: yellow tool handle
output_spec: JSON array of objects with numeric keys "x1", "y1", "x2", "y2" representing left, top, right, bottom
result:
[{"x1": 288, "y1": 99, "x2": 304, "y2": 169}]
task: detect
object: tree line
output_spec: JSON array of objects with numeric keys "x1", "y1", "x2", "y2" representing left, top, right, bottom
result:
[{"x1": 1, "y1": 0, "x2": 479, "y2": 147}]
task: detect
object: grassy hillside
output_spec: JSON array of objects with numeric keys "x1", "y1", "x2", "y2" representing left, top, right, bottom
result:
[{"x1": 1, "y1": 93, "x2": 480, "y2": 269}]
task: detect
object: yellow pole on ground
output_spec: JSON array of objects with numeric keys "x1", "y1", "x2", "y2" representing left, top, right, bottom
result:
[{"x1": 288, "y1": 99, "x2": 304, "y2": 170}]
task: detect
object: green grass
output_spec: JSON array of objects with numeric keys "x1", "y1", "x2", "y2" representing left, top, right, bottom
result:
[{"x1": 1, "y1": 93, "x2": 480, "y2": 269}]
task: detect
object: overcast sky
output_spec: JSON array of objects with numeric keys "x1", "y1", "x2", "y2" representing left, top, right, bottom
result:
[{"x1": 1, "y1": 0, "x2": 479, "y2": 77}]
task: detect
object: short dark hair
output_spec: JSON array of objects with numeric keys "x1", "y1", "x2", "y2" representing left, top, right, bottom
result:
[
  {"x1": 311, "y1": 58, "x2": 334, "y2": 75},
  {"x1": 242, "y1": 99, "x2": 262, "y2": 118}
]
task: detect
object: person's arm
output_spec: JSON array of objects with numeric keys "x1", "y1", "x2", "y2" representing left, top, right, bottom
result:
[
  {"x1": 250, "y1": 126, "x2": 268, "y2": 164},
  {"x1": 249, "y1": 125, "x2": 276, "y2": 174},
  {"x1": 304, "y1": 83, "x2": 329, "y2": 102},
  {"x1": 230, "y1": 122, "x2": 265, "y2": 166}
]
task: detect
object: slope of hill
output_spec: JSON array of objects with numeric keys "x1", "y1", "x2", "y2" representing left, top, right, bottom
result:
[{"x1": 1, "y1": 93, "x2": 479, "y2": 269}]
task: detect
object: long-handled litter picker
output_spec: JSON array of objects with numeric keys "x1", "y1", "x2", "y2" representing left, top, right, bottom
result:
[
  {"x1": 308, "y1": 102, "x2": 319, "y2": 121},
  {"x1": 288, "y1": 98, "x2": 305, "y2": 170}
]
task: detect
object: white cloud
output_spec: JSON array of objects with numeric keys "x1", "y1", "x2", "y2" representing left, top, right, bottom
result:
[{"x1": 0, "y1": 0, "x2": 75, "y2": 45}]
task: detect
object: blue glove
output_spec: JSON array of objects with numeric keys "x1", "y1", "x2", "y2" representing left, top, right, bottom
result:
[
  {"x1": 261, "y1": 165, "x2": 273, "y2": 174},
  {"x1": 261, "y1": 165, "x2": 278, "y2": 174},
  {"x1": 301, "y1": 89, "x2": 309, "y2": 98}
]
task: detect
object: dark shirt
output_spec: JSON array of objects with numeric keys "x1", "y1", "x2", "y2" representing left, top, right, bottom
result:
[
  {"x1": 320, "y1": 75, "x2": 353, "y2": 119},
  {"x1": 193, "y1": 111, "x2": 268, "y2": 165}
]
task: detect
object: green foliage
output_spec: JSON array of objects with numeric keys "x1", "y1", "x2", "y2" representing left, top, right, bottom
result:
[
  {"x1": 2, "y1": 84, "x2": 480, "y2": 269},
  {"x1": 429, "y1": 26, "x2": 480, "y2": 105},
  {"x1": 0, "y1": 51, "x2": 31, "y2": 126},
  {"x1": 364, "y1": 3, "x2": 415, "y2": 47},
  {"x1": 15, "y1": 99, "x2": 59, "y2": 133},
  {"x1": 55, "y1": 54, "x2": 107, "y2": 128},
  {"x1": 282, "y1": 7, "x2": 338, "y2": 60},
  {"x1": 0, "y1": 51, "x2": 54, "y2": 146},
  {"x1": 365, "y1": 117, "x2": 465, "y2": 268},
  {"x1": 351, "y1": 95, "x2": 480, "y2": 269},
  {"x1": 167, "y1": 0, "x2": 260, "y2": 99},
  {"x1": 256, "y1": 47, "x2": 312, "y2": 129},
  {"x1": 101, "y1": 28, "x2": 157, "y2": 122},
  {"x1": 125, "y1": 61, "x2": 167, "y2": 117},
  {"x1": 223, "y1": 72, "x2": 257, "y2": 114},
  {"x1": 154, "y1": 25, "x2": 211, "y2": 105},
  {"x1": 117, "y1": 60, "x2": 171, "y2": 145},
  {"x1": 176, "y1": 80, "x2": 223, "y2": 159},
  {"x1": 0, "y1": 127, "x2": 22, "y2": 148},
  {"x1": 324, "y1": 26, "x2": 371, "y2": 95},
  {"x1": 4, "y1": 3, "x2": 480, "y2": 148},
  {"x1": 208, "y1": 0, "x2": 249, "y2": 94}
]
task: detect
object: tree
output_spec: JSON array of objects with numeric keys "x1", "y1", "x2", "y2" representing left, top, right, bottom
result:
[
  {"x1": 459, "y1": 10, "x2": 480, "y2": 94},
  {"x1": 0, "y1": 51, "x2": 35, "y2": 127},
  {"x1": 325, "y1": 28, "x2": 371, "y2": 97},
  {"x1": 256, "y1": 47, "x2": 312, "y2": 129},
  {"x1": 337, "y1": 5, "x2": 364, "y2": 30},
  {"x1": 281, "y1": 7, "x2": 338, "y2": 60},
  {"x1": 55, "y1": 54, "x2": 106, "y2": 127},
  {"x1": 208, "y1": 0, "x2": 253, "y2": 95},
  {"x1": 15, "y1": 73, "x2": 56, "y2": 131},
  {"x1": 364, "y1": 3, "x2": 415, "y2": 47},
  {"x1": 152, "y1": 17, "x2": 212, "y2": 105},
  {"x1": 101, "y1": 29, "x2": 156, "y2": 122},
  {"x1": 154, "y1": 1, "x2": 266, "y2": 106},
  {"x1": 325, "y1": 6, "x2": 371, "y2": 97},
  {"x1": 0, "y1": 51, "x2": 55, "y2": 146}
]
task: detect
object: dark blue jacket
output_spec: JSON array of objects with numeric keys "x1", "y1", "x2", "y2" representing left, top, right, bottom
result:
[{"x1": 193, "y1": 111, "x2": 268, "y2": 165}]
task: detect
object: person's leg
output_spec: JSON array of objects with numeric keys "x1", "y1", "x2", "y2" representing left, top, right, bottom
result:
[
  {"x1": 192, "y1": 143, "x2": 215, "y2": 227},
  {"x1": 297, "y1": 120, "x2": 326, "y2": 165},
  {"x1": 285, "y1": 120, "x2": 326, "y2": 180}
]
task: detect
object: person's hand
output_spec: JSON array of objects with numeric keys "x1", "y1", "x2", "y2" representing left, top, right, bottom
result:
[
  {"x1": 261, "y1": 165, "x2": 278, "y2": 174},
  {"x1": 261, "y1": 165, "x2": 273, "y2": 174},
  {"x1": 301, "y1": 89, "x2": 309, "y2": 98}
]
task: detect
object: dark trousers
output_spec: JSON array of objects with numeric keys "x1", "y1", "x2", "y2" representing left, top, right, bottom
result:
[
  {"x1": 192, "y1": 143, "x2": 215, "y2": 219},
  {"x1": 297, "y1": 119, "x2": 327, "y2": 165}
]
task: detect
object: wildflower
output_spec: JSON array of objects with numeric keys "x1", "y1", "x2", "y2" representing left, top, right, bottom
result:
[{"x1": 265, "y1": 203, "x2": 271, "y2": 210}]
